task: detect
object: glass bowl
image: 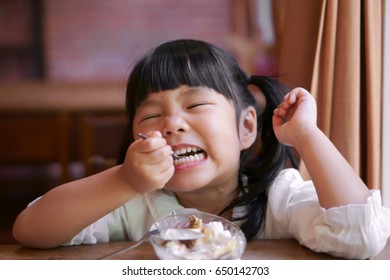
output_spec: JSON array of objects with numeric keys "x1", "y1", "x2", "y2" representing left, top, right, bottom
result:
[{"x1": 149, "y1": 209, "x2": 247, "y2": 260}]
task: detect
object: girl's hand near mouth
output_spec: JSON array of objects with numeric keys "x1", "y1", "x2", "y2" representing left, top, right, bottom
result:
[{"x1": 120, "y1": 131, "x2": 175, "y2": 193}]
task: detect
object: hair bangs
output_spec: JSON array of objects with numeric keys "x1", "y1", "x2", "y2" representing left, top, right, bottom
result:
[
  {"x1": 133, "y1": 40, "x2": 237, "y2": 104},
  {"x1": 125, "y1": 39, "x2": 250, "y2": 142}
]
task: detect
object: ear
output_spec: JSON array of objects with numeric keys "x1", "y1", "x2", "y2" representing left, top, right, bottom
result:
[{"x1": 239, "y1": 106, "x2": 257, "y2": 150}]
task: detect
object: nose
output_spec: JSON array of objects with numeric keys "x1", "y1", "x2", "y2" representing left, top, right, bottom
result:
[{"x1": 161, "y1": 114, "x2": 189, "y2": 138}]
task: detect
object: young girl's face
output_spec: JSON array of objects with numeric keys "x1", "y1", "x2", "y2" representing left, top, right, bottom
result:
[{"x1": 132, "y1": 85, "x2": 244, "y2": 193}]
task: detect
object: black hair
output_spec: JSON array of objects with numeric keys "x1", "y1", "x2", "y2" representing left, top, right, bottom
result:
[{"x1": 117, "y1": 39, "x2": 298, "y2": 240}]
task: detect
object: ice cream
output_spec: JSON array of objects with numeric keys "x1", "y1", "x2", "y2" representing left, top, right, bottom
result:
[{"x1": 160, "y1": 215, "x2": 238, "y2": 259}]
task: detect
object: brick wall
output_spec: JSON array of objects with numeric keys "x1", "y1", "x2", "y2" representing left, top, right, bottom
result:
[
  {"x1": 0, "y1": 0, "x2": 33, "y2": 80},
  {"x1": 0, "y1": 0, "x2": 230, "y2": 82},
  {"x1": 0, "y1": 0, "x2": 31, "y2": 45},
  {"x1": 44, "y1": 0, "x2": 230, "y2": 82}
]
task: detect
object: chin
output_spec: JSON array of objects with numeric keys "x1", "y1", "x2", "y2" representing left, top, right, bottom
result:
[
  {"x1": 164, "y1": 184, "x2": 203, "y2": 193},
  {"x1": 164, "y1": 179, "x2": 207, "y2": 193}
]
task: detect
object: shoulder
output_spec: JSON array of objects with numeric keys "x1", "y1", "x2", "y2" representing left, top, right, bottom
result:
[
  {"x1": 267, "y1": 168, "x2": 317, "y2": 206},
  {"x1": 262, "y1": 168, "x2": 318, "y2": 237},
  {"x1": 275, "y1": 168, "x2": 303, "y2": 180}
]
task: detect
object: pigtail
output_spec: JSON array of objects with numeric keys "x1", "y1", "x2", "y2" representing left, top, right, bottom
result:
[
  {"x1": 223, "y1": 75, "x2": 299, "y2": 240},
  {"x1": 249, "y1": 76, "x2": 300, "y2": 170}
]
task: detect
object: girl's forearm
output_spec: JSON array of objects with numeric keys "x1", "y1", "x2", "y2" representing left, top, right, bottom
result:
[
  {"x1": 294, "y1": 127, "x2": 370, "y2": 209},
  {"x1": 12, "y1": 165, "x2": 137, "y2": 248}
]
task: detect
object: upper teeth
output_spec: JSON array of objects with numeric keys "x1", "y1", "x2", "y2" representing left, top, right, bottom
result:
[{"x1": 174, "y1": 147, "x2": 202, "y2": 156}]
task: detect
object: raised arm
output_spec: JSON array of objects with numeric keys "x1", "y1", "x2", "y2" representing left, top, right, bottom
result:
[
  {"x1": 13, "y1": 131, "x2": 174, "y2": 248},
  {"x1": 272, "y1": 87, "x2": 370, "y2": 208}
]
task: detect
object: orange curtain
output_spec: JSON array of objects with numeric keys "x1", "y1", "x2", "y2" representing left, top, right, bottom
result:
[{"x1": 277, "y1": 0, "x2": 382, "y2": 189}]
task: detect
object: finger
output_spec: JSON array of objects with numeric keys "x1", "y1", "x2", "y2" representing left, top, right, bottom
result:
[
  {"x1": 146, "y1": 159, "x2": 175, "y2": 190},
  {"x1": 272, "y1": 110, "x2": 285, "y2": 127},
  {"x1": 282, "y1": 89, "x2": 299, "y2": 106},
  {"x1": 149, "y1": 131, "x2": 163, "y2": 138},
  {"x1": 137, "y1": 135, "x2": 167, "y2": 153},
  {"x1": 137, "y1": 130, "x2": 163, "y2": 139},
  {"x1": 274, "y1": 106, "x2": 288, "y2": 117},
  {"x1": 280, "y1": 100, "x2": 291, "y2": 110},
  {"x1": 287, "y1": 91, "x2": 297, "y2": 105},
  {"x1": 158, "y1": 156, "x2": 175, "y2": 175},
  {"x1": 137, "y1": 146, "x2": 172, "y2": 167},
  {"x1": 143, "y1": 157, "x2": 173, "y2": 177},
  {"x1": 280, "y1": 91, "x2": 297, "y2": 110},
  {"x1": 290, "y1": 87, "x2": 310, "y2": 102}
]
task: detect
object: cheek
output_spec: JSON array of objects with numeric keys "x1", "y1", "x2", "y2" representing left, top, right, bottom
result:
[
  {"x1": 211, "y1": 138, "x2": 241, "y2": 178},
  {"x1": 208, "y1": 122, "x2": 241, "y2": 161},
  {"x1": 213, "y1": 135, "x2": 241, "y2": 158},
  {"x1": 132, "y1": 118, "x2": 160, "y2": 136}
]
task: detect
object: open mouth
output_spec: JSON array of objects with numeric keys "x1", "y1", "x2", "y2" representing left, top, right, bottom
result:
[{"x1": 173, "y1": 147, "x2": 206, "y2": 165}]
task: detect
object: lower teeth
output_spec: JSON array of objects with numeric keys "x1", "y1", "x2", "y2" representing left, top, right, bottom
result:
[{"x1": 174, "y1": 153, "x2": 205, "y2": 165}]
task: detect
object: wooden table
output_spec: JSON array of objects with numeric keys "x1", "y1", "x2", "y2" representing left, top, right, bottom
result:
[{"x1": 1, "y1": 239, "x2": 389, "y2": 260}]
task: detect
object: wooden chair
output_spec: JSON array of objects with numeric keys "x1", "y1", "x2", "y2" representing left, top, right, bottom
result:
[
  {"x1": 77, "y1": 114, "x2": 127, "y2": 176},
  {"x1": 0, "y1": 113, "x2": 71, "y2": 183},
  {"x1": 0, "y1": 113, "x2": 71, "y2": 244}
]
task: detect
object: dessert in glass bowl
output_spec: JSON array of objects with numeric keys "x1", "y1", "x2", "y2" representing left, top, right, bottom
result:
[{"x1": 149, "y1": 210, "x2": 246, "y2": 260}]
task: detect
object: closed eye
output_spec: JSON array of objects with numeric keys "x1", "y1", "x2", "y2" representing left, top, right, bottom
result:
[
  {"x1": 140, "y1": 114, "x2": 161, "y2": 122},
  {"x1": 186, "y1": 102, "x2": 212, "y2": 109}
]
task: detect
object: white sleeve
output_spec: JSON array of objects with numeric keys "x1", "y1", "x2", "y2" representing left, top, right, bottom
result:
[{"x1": 263, "y1": 168, "x2": 390, "y2": 259}]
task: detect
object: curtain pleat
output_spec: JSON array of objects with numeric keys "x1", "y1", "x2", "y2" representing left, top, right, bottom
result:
[
  {"x1": 329, "y1": 0, "x2": 361, "y2": 175},
  {"x1": 361, "y1": 0, "x2": 382, "y2": 188},
  {"x1": 276, "y1": 0, "x2": 382, "y2": 189},
  {"x1": 278, "y1": 0, "x2": 322, "y2": 90}
]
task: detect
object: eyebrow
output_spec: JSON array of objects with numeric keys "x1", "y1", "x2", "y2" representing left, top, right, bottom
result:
[
  {"x1": 138, "y1": 87, "x2": 209, "y2": 108},
  {"x1": 138, "y1": 98, "x2": 161, "y2": 109}
]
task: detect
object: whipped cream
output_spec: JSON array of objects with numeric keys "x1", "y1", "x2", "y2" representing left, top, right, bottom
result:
[{"x1": 161, "y1": 216, "x2": 238, "y2": 259}]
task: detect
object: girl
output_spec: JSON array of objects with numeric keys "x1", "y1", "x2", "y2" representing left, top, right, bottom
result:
[{"x1": 13, "y1": 39, "x2": 390, "y2": 259}]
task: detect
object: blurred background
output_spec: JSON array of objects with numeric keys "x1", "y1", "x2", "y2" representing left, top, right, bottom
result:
[
  {"x1": 0, "y1": 0, "x2": 280, "y2": 244},
  {"x1": 0, "y1": 0, "x2": 281, "y2": 82}
]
